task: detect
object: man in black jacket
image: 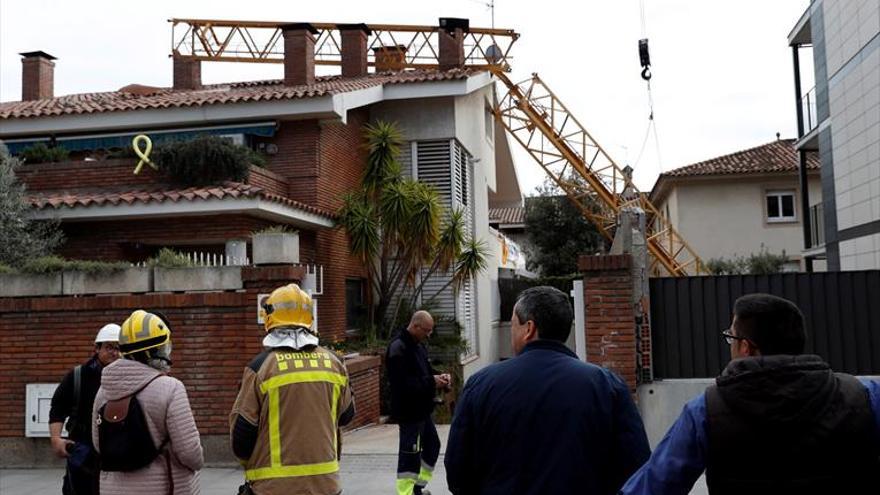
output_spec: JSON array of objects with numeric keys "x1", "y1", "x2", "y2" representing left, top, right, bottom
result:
[
  {"x1": 620, "y1": 293, "x2": 880, "y2": 494},
  {"x1": 386, "y1": 310, "x2": 450, "y2": 495},
  {"x1": 445, "y1": 286, "x2": 650, "y2": 495},
  {"x1": 49, "y1": 323, "x2": 121, "y2": 495}
]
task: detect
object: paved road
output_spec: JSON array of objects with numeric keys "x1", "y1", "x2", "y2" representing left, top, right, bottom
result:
[
  {"x1": 0, "y1": 425, "x2": 452, "y2": 495},
  {"x1": 0, "y1": 424, "x2": 707, "y2": 494}
]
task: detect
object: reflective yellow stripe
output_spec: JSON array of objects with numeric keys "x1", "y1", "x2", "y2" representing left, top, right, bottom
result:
[
  {"x1": 396, "y1": 477, "x2": 417, "y2": 495},
  {"x1": 253, "y1": 369, "x2": 348, "y2": 481},
  {"x1": 245, "y1": 460, "x2": 340, "y2": 481},
  {"x1": 260, "y1": 370, "x2": 347, "y2": 394},
  {"x1": 268, "y1": 388, "x2": 282, "y2": 467},
  {"x1": 331, "y1": 384, "x2": 340, "y2": 421}
]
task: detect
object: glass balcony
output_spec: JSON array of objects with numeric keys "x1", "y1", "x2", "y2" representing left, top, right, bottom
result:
[
  {"x1": 801, "y1": 87, "x2": 818, "y2": 136},
  {"x1": 809, "y1": 202, "x2": 824, "y2": 248}
]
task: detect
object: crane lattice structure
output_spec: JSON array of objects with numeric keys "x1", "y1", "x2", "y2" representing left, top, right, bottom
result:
[{"x1": 170, "y1": 19, "x2": 706, "y2": 276}]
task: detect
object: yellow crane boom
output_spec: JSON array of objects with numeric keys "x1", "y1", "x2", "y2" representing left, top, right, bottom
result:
[{"x1": 169, "y1": 18, "x2": 705, "y2": 276}]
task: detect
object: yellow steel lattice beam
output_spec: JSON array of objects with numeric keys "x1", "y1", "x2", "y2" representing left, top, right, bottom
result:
[
  {"x1": 166, "y1": 18, "x2": 705, "y2": 276},
  {"x1": 491, "y1": 70, "x2": 707, "y2": 276},
  {"x1": 169, "y1": 19, "x2": 519, "y2": 70}
]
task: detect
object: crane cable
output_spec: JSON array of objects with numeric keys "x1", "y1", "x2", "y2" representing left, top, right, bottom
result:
[{"x1": 633, "y1": 0, "x2": 663, "y2": 173}]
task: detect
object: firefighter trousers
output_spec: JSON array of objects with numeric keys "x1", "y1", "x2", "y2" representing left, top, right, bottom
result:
[{"x1": 396, "y1": 417, "x2": 440, "y2": 495}]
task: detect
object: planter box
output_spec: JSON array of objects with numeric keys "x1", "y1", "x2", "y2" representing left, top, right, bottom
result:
[
  {"x1": 252, "y1": 232, "x2": 300, "y2": 265},
  {"x1": 62, "y1": 267, "x2": 152, "y2": 295},
  {"x1": 0, "y1": 273, "x2": 63, "y2": 297},
  {"x1": 153, "y1": 266, "x2": 243, "y2": 292}
]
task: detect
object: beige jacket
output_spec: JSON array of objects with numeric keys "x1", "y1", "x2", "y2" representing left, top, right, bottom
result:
[
  {"x1": 92, "y1": 359, "x2": 204, "y2": 495},
  {"x1": 230, "y1": 346, "x2": 354, "y2": 495}
]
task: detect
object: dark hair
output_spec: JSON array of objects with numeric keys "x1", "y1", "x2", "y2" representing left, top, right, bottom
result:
[
  {"x1": 513, "y1": 286, "x2": 573, "y2": 342},
  {"x1": 733, "y1": 293, "x2": 806, "y2": 355}
]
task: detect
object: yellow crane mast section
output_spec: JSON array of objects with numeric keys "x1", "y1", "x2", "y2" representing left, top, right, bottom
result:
[{"x1": 169, "y1": 19, "x2": 705, "y2": 276}]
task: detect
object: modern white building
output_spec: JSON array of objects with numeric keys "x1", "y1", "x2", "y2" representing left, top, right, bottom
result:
[{"x1": 789, "y1": 0, "x2": 880, "y2": 271}]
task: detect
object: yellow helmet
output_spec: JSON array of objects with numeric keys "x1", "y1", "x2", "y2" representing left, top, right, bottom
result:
[
  {"x1": 119, "y1": 310, "x2": 171, "y2": 355},
  {"x1": 261, "y1": 283, "x2": 314, "y2": 333}
]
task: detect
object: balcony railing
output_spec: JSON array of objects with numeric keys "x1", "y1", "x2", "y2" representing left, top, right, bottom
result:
[
  {"x1": 809, "y1": 202, "x2": 825, "y2": 248},
  {"x1": 801, "y1": 87, "x2": 818, "y2": 136}
]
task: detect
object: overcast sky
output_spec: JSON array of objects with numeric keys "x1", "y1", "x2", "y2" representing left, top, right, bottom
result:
[{"x1": 0, "y1": 0, "x2": 812, "y2": 192}]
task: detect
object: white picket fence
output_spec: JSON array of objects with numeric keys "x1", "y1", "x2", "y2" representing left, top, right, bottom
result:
[{"x1": 131, "y1": 252, "x2": 323, "y2": 296}]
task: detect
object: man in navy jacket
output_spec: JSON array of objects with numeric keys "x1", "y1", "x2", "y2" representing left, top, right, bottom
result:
[
  {"x1": 387, "y1": 310, "x2": 451, "y2": 495},
  {"x1": 445, "y1": 286, "x2": 650, "y2": 495}
]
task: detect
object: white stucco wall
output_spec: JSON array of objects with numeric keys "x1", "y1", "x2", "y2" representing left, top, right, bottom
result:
[
  {"x1": 369, "y1": 96, "x2": 456, "y2": 141},
  {"x1": 656, "y1": 175, "x2": 822, "y2": 268},
  {"x1": 371, "y1": 84, "x2": 507, "y2": 378},
  {"x1": 456, "y1": 87, "x2": 502, "y2": 376}
]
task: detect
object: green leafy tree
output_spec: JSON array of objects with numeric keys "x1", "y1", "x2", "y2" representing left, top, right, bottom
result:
[
  {"x1": 338, "y1": 121, "x2": 488, "y2": 334},
  {"x1": 524, "y1": 180, "x2": 605, "y2": 276},
  {"x1": 0, "y1": 144, "x2": 64, "y2": 267}
]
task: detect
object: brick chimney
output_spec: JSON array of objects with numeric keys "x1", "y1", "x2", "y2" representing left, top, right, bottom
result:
[
  {"x1": 338, "y1": 24, "x2": 371, "y2": 77},
  {"x1": 372, "y1": 45, "x2": 407, "y2": 72},
  {"x1": 20, "y1": 51, "x2": 56, "y2": 101},
  {"x1": 282, "y1": 23, "x2": 318, "y2": 86},
  {"x1": 173, "y1": 58, "x2": 202, "y2": 90},
  {"x1": 438, "y1": 18, "x2": 469, "y2": 70}
]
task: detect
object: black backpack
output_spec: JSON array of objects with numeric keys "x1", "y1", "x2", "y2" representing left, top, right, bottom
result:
[{"x1": 97, "y1": 375, "x2": 168, "y2": 472}]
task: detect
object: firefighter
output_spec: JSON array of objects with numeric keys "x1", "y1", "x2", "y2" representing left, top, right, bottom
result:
[{"x1": 230, "y1": 283, "x2": 355, "y2": 495}]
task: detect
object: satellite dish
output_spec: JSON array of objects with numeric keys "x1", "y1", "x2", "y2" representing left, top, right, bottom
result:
[{"x1": 485, "y1": 44, "x2": 502, "y2": 63}]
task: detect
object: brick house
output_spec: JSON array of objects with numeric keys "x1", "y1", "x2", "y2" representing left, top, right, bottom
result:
[{"x1": 0, "y1": 22, "x2": 522, "y2": 372}]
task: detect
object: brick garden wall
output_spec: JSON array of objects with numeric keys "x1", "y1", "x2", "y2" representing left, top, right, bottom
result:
[
  {"x1": 0, "y1": 266, "x2": 381, "y2": 466},
  {"x1": 579, "y1": 254, "x2": 639, "y2": 391}
]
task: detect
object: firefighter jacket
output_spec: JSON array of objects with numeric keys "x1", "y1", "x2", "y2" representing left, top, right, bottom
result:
[{"x1": 230, "y1": 345, "x2": 355, "y2": 495}]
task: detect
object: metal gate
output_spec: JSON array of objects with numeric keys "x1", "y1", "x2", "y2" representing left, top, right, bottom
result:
[{"x1": 649, "y1": 271, "x2": 880, "y2": 378}]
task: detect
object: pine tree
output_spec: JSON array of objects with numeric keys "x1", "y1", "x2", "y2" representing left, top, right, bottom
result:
[{"x1": 0, "y1": 144, "x2": 64, "y2": 267}]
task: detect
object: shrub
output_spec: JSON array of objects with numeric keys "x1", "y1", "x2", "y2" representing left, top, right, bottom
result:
[
  {"x1": 152, "y1": 136, "x2": 262, "y2": 187},
  {"x1": 15, "y1": 256, "x2": 129, "y2": 274},
  {"x1": 252, "y1": 225, "x2": 298, "y2": 235},
  {"x1": 706, "y1": 247, "x2": 789, "y2": 275},
  {"x1": 18, "y1": 143, "x2": 70, "y2": 164},
  {"x1": 147, "y1": 248, "x2": 195, "y2": 268},
  {"x1": 1, "y1": 146, "x2": 64, "y2": 267}
]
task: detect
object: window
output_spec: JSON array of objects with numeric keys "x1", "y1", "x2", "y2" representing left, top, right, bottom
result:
[
  {"x1": 485, "y1": 104, "x2": 494, "y2": 142},
  {"x1": 766, "y1": 190, "x2": 797, "y2": 223},
  {"x1": 345, "y1": 279, "x2": 365, "y2": 332}
]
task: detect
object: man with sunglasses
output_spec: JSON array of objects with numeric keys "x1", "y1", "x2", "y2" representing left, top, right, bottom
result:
[{"x1": 620, "y1": 293, "x2": 880, "y2": 494}]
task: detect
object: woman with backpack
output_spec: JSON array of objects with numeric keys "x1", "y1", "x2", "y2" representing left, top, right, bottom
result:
[{"x1": 92, "y1": 309, "x2": 204, "y2": 494}]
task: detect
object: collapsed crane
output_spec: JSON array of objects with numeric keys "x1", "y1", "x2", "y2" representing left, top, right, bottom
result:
[{"x1": 169, "y1": 18, "x2": 706, "y2": 276}]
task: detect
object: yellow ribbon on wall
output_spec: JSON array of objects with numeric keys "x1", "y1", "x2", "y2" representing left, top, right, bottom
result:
[{"x1": 132, "y1": 134, "x2": 158, "y2": 175}]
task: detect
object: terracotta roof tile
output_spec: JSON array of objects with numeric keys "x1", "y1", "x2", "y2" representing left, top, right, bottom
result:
[
  {"x1": 489, "y1": 207, "x2": 524, "y2": 225},
  {"x1": 661, "y1": 139, "x2": 819, "y2": 178},
  {"x1": 28, "y1": 182, "x2": 335, "y2": 219},
  {"x1": 0, "y1": 69, "x2": 478, "y2": 120}
]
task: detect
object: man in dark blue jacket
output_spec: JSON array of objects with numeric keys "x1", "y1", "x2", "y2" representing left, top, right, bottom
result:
[
  {"x1": 387, "y1": 310, "x2": 451, "y2": 495},
  {"x1": 445, "y1": 286, "x2": 650, "y2": 495}
]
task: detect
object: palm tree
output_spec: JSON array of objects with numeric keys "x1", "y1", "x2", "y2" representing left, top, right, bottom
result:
[{"x1": 338, "y1": 121, "x2": 488, "y2": 335}]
